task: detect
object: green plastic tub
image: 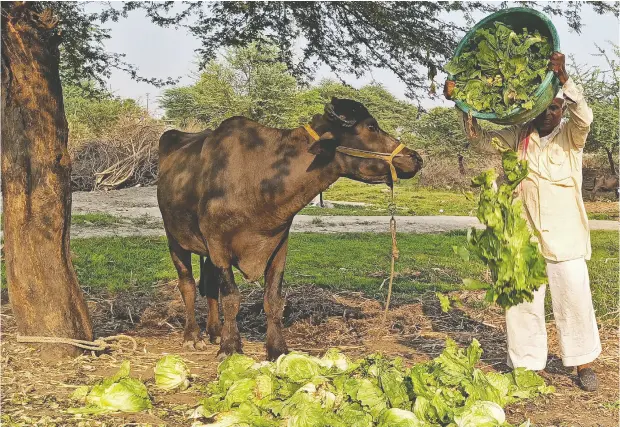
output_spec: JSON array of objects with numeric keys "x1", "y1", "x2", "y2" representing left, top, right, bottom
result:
[{"x1": 447, "y1": 7, "x2": 561, "y2": 125}]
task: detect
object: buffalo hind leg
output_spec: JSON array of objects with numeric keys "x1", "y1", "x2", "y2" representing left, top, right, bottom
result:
[
  {"x1": 216, "y1": 266, "x2": 242, "y2": 359},
  {"x1": 167, "y1": 235, "x2": 206, "y2": 350},
  {"x1": 264, "y1": 237, "x2": 290, "y2": 360},
  {"x1": 200, "y1": 256, "x2": 222, "y2": 343}
]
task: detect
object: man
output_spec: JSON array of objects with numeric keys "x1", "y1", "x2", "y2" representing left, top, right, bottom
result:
[{"x1": 444, "y1": 52, "x2": 601, "y2": 391}]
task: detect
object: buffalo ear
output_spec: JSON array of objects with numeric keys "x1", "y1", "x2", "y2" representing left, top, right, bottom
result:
[{"x1": 308, "y1": 132, "x2": 339, "y2": 156}]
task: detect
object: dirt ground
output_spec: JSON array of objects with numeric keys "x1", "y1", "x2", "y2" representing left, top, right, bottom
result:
[
  {"x1": 6, "y1": 186, "x2": 609, "y2": 238},
  {"x1": 2, "y1": 283, "x2": 618, "y2": 426}
]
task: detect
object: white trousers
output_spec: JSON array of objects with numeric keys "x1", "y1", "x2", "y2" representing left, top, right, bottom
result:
[{"x1": 505, "y1": 257, "x2": 601, "y2": 370}]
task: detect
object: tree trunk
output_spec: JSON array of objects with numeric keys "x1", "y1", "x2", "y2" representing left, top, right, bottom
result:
[
  {"x1": 604, "y1": 147, "x2": 617, "y2": 176},
  {"x1": 457, "y1": 153, "x2": 466, "y2": 175},
  {"x1": 1, "y1": 2, "x2": 93, "y2": 358}
]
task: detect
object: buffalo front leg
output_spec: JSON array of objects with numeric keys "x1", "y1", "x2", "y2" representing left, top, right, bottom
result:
[
  {"x1": 216, "y1": 266, "x2": 242, "y2": 359},
  {"x1": 264, "y1": 237, "x2": 290, "y2": 360},
  {"x1": 167, "y1": 235, "x2": 206, "y2": 350}
]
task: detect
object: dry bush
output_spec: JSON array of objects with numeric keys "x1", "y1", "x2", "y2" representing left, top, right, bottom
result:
[
  {"x1": 178, "y1": 118, "x2": 209, "y2": 133},
  {"x1": 69, "y1": 115, "x2": 168, "y2": 191},
  {"x1": 582, "y1": 153, "x2": 617, "y2": 191},
  {"x1": 417, "y1": 153, "x2": 503, "y2": 190}
]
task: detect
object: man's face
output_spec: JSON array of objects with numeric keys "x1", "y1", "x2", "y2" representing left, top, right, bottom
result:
[{"x1": 533, "y1": 98, "x2": 565, "y2": 133}]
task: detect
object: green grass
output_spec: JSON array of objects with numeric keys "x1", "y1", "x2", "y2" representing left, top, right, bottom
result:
[
  {"x1": 587, "y1": 212, "x2": 615, "y2": 221},
  {"x1": 586, "y1": 231, "x2": 620, "y2": 319},
  {"x1": 302, "y1": 178, "x2": 477, "y2": 216},
  {"x1": 1, "y1": 229, "x2": 616, "y2": 316},
  {"x1": 3, "y1": 230, "x2": 613, "y2": 316},
  {"x1": 71, "y1": 213, "x2": 123, "y2": 227},
  {"x1": 64, "y1": 232, "x2": 480, "y2": 296},
  {"x1": 300, "y1": 178, "x2": 617, "y2": 219}
]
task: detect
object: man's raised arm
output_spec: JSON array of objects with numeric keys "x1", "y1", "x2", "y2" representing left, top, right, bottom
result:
[
  {"x1": 444, "y1": 80, "x2": 520, "y2": 153},
  {"x1": 549, "y1": 52, "x2": 593, "y2": 150}
]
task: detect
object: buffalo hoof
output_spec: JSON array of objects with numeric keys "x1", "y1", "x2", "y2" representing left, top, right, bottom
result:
[
  {"x1": 217, "y1": 339, "x2": 243, "y2": 360},
  {"x1": 183, "y1": 328, "x2": 207, "y2": 350},
  {"x1": 207, "y1": 323, "x2": 222, "y2": 344},
  {"x1": 183, "y1": 339, "x2": 207, "y2": 351},
  {"x1": 266, "y1": 345, "x2": 289, "y2": 361}
]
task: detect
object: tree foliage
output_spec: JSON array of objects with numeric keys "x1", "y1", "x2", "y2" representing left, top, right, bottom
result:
[
  {"x1": 568, "y1": 43, "x2": 619, "y2": 173},
  {"x1": 410, "y1": 108, "x2": 467, "y2": 156},
  {"x1": 64, "y1": 83, "x2": 144, "y2": 141},
  {"x1": 161, "y1": 44, "x2": 419, "y2": 134},
  {"x1": 27, "y1": 1, "x2": 620, "y2": 98}
]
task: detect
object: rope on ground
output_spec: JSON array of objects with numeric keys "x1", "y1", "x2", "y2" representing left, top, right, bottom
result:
[{"x1": 16, "y1": 334, "x2": 137, "y2": 353}]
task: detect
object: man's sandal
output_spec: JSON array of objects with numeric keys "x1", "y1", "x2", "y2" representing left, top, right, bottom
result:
[{"x1": 577, "y1": 367, "x2": 599, "y2": 392}]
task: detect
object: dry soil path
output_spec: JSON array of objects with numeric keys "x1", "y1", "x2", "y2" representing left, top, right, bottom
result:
[{"x1": 2, "y1": 186, "x2": 616, "y2": 238}]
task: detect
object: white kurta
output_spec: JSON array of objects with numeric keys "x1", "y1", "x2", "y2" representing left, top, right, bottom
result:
[
  {"x1": 459, "y1": 78, "x2": 601, "y2": 369},
  {"x1": 460, "y1": 77, "x2": 593, "y2": 262}
]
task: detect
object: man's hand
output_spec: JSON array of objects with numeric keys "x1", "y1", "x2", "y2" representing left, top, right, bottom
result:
[
  {"x1": 548, "y1": 52, "x2": 569, "y2": 85},
  {"x1": 444, "y1": 80, "x2": 456, "y2": 100}
]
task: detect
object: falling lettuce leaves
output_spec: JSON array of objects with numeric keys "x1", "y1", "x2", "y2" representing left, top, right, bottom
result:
[
  {"x1": 68, "y1": 361, "x2": 152, "y2": 414},
  {"x1": 191, "y1": 340, "x2": 552, "y2": 427},
  {"x1": 444, "y1": 21, "x2": 552, "y2": 117},
  {"x1": 455, "y1": 143, "x2": 547, "y2": 308}
]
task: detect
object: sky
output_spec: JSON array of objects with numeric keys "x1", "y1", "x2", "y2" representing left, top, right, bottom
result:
[{"x1": 88, "y1": 2, "x2": 619, "y2": 117}]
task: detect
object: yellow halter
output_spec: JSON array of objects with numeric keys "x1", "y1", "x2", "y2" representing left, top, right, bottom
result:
[
  {"x1": 304, "y1": 125, "x2": 406, "y2": 183},
  {"x1": 304, "y1": 125, "x2": 402, "y2": 318}
]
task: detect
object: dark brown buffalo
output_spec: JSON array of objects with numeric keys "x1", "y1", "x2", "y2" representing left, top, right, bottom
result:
[{"x1": 157, "y1": 98, "x2": 423, "y2": 359}]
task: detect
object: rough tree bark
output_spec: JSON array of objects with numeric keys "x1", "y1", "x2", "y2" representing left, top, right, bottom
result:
[
  {"x1": 604, "y1": 147, "x2": 617, "y2": 176},
  {"x1": 1, "y1": 2, "x2": 93, "y2": 358},
  {"x1": 457, "y1": 153, "x2": 466, "y2": 175}
]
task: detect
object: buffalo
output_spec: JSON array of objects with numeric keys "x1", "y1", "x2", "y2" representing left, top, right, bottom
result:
[{"x1": 157, "y1": 97, "x2": 423, "y2": 359}]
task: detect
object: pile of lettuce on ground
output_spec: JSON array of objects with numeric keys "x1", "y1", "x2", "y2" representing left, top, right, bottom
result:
[
  {"x1": 444, "y1": 21, "x2": 552, "y2": 117},
  {"x1": 69, "y1": 355, "x2": 192, "y2": 415},
  {"x1": 69, "y1": 360, "x2": 152, "y2": 415},
  {"x1": 191, "y1": 338, "x2": 553, "y2": 427},
  {"x1": 454, "y1": 143, "x2": 547, "y2": 309}
]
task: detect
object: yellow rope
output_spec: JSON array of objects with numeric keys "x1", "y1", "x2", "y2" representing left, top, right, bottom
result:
[
  {"x1": 383, "y1": 185, "x2": 400, "y2": 320},
  {"x1": 16, "y1": 334, "x2": 138, "y2": 352},
  {"x1": 302, "y1": 123, "x2": 401, "y2": 319}
]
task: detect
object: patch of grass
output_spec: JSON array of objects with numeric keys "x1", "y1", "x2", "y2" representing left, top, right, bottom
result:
[
  {"x1": 310, "y1": 217, "x2": 324, "y2": 226},
  {"x1": 302, "y1": 178, "x2": 618, "y2": 219},
  {"x1": 300, "y1": 204, "x2": 389, "y2": 216},
  {"x1": 71, "y1": 213, "x2": 123, "y2": 227},
  {"x1": 70, "y1": 237, "x2": 182, "y2": 292},
  {"x1": 130, "y1": 214, "x2": 160, "y2": 228},
  {"x1": 64, "y1": 233, "x2": 481, "y2": 296},
  {"x1": 285, "y1": 232, "x2": 483, "y2": 298},
  {"x1": 587, "y1": 212, "x2": 615, "y2": 221},
  {"x1": 1, "y1": 230, "x2": 606, "y2": 318},
  {"x1": 601, "y1": 400, "x2": 620, "y2": 411},
  {"x1": 587, "y1": 231, "x2": 620, "y2": 319},
  {"x1": 1, "y1": 228, "x2": 615, "y2": 317},
  {"x1": 310, "y1": 178, "x2": 477, "y2": 216}
]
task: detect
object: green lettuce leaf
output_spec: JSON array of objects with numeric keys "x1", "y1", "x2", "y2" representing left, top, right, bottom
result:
[
  {"x1": 68, "y1": 361, "x2": 152, "y2": 414},
  {"x1": 454, "y1": 401, "x2": 506, "y2": 427},
  {"x1": 377, "y1": 408, "x2": 430, "y2": 427},
  {"x1": 275, "y1": 352, "x2": 324, "y2": 383}
]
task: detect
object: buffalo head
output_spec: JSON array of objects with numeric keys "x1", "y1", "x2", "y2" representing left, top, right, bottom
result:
[{"x1": 308, "y1": 97, "x2": 423, "y2": 184}]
